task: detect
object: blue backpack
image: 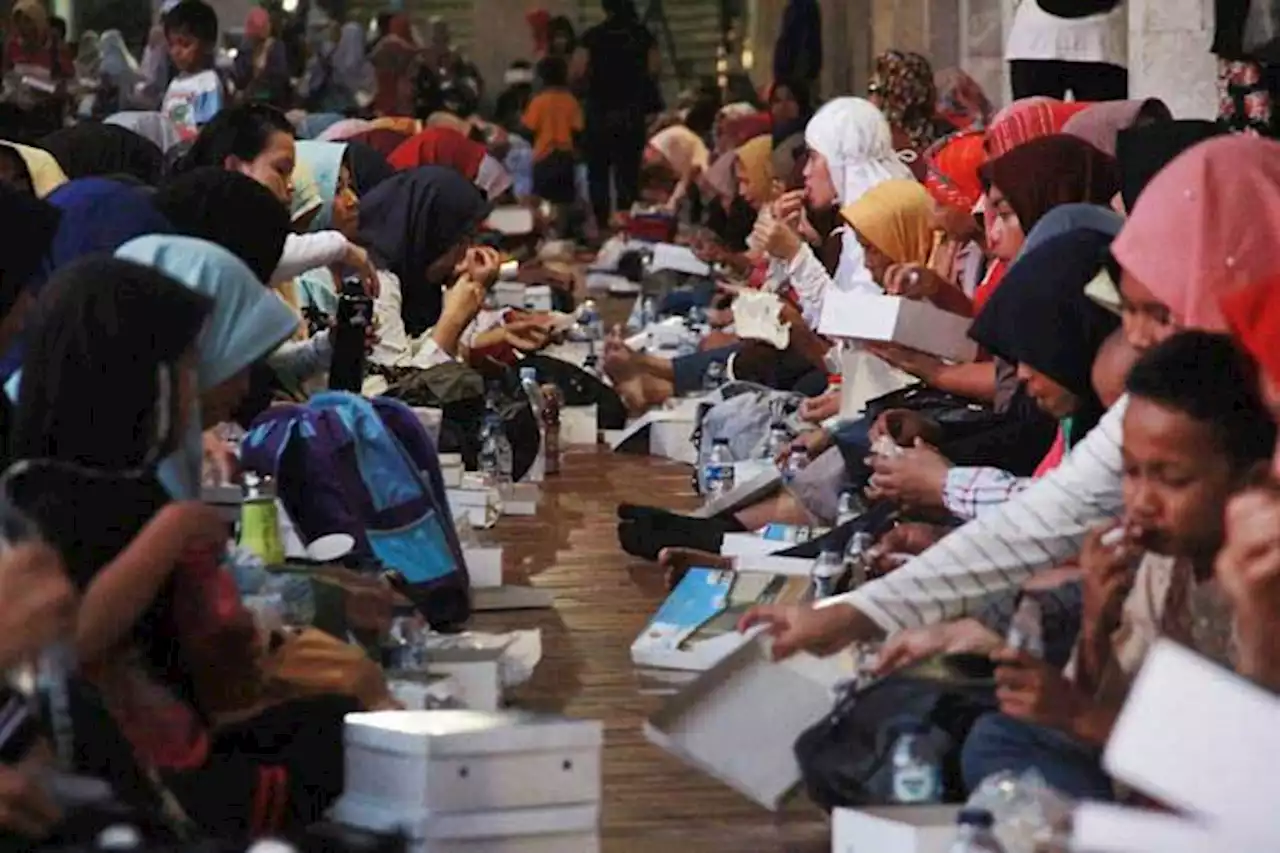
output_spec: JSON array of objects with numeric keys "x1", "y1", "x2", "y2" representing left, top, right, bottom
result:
[{"x1": 240, "y1": 392, "x2": 471, "y2": 630}]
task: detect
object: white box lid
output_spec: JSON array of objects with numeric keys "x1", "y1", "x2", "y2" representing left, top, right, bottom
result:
[
  {"x1": 333, "y1": 796, "x2": 599, "y2": 840},
  {"x1": 345, "y1": 710, "x2": 603, "y2": 757}
]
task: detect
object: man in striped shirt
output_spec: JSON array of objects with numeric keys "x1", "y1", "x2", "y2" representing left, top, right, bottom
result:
[{"x1": 743, "y1": 397, "x2": 1127, "y2": 656}]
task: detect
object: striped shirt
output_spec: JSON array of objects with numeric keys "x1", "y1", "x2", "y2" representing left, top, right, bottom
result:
[
  {"x1": 825, "y1": 395, "x2": 1128, "y2": 632},
  {"x1": 943, "y1": 466, "x2": 1030, "y2": 520}
]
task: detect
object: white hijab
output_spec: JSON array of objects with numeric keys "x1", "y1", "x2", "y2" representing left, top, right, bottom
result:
[{"x1": 804, "y1": 97, "x2": 913, "y2": 206}]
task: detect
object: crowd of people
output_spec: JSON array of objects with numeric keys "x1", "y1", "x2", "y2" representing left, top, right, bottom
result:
[{"x1": 0, "y1": 0, "x2": 1275, "y2": 847}]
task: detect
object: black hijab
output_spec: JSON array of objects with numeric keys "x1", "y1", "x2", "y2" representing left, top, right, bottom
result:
[
  {"x1": 39, "y1": 124, "x2": 166, "y2": 187},
  {"x1": 357, "y1": 165, "x2": 490, "y2": 336},
  {"x1": 1115, "y1": 119, "x2": 1223, "y2": 213},
  {"x1": 345, "y1": 140, "x2": 396, "y2": 196},
  {"x1": 771, "y1": 78, "x2": 814, "y2": 145},
  {"x1": 152, "y1": 168, "x2": 291, "y2": 282},
  {"x1": 969, "y1": 227, "x2": 1121, "y2": 441},
  {"x1": 0, "y1": 182, "x2": 60, "y2": 316}
]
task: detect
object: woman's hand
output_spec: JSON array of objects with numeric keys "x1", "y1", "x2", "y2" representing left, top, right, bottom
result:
[
  {"x1": 504, "y1": 317, "x2": 553, "y2": 352},
  {"x1": 774, "y1": 190, "x2": 819, "y2": 245},
  {"x1": 993, "y1": 646, "x2": 1107, "y2": 742},
  {"x1": 457, "y1": 246, "x2": 502, "y2": 290},
  {"x1": 0, "y1": 544, "x2": 77, "y2": 671},
  {"x1": 0, "y1": 764, "x2": 62, "y2": 839},
  {"x1": 752, "y1": 208, "x2": 803, "y2": 262},
  {"x1": 777, "y1": 429, "x2": 833, "y2": 467},
  {"x1": 865, "y1": 439, "x2": 951, "y2": 509},
  {"x1": 342, "y1": 244, "x2": 380, "y2": 298},
  {"x1": 866, "y1": 522, "x2": 947, "y2": 575},
  {"x1": 156, "y1": 501, "x2": 231, "y2": 552},
  {"x1": 440, "y1": 276, "x2": 487, "y2": 327},
  {"x1": 874, "y1": 618, "x2": 1002, "y2": 676},
  {"x1": 202, "y1": 431, "x2": 240, "y2": 487},
  {"x1": 883, "y1": 263, "x2": 945, "y2": 301},
  {"x1": 863, "y1": 340, "x2": 946, "y2": 383},
  {"x1": 799, "y1": 390, "x2": 841, "y2": 424}
]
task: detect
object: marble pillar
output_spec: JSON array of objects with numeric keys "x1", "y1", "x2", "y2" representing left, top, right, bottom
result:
[{"x1": 1128, "y1": 0, "x2": 1217, "y2": 119}]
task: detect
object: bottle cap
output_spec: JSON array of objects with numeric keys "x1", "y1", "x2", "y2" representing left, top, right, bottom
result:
[
  {"x1": 519, "y1": 366, "x2": 537, "y2": 382},
  {"x1": 956, "y1": 808, "x2": 995, "y2": 829}
]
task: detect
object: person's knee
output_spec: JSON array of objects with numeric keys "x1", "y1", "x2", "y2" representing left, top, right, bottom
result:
[{"x1": 960, "y1": 712, "x2": 1024, "y2": 791}]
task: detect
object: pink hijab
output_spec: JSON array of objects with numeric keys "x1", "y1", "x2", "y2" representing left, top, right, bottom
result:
[
  {"x1": 318, "y1": 118, "x2": 375, "y2": 142},
  {"x1": 1111, "y1": 135, "x2": 1280, "y2": 332},
  {"x1": 1062, "y1": 99, "x2": 1170, "y2": 157}
]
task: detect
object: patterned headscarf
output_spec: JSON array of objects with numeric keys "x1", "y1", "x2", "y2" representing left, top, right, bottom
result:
[
  {"x1": 923, "y1": 130, "x2": 986, "y2": 212},
  {"x1": 872, "y1": 50, "x2": 943, "y2": 153},
  {"x1": 934, "y1": 68, "x2": 994, "y2": 131},
  {"x1": 985, "y1": 97, "x2": 1091, "y2": 159}
]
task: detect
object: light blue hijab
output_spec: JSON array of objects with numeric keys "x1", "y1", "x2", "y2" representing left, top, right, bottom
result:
[
  {"x1": 1016, "y1": 203, "x2": 1124, "y2": 260},
  {"x1": 115, "y1": 235, "x2": 300, "y2": 498},
  {"x1": 295, "y1": 140, "x2": 349, "y2": 231}
]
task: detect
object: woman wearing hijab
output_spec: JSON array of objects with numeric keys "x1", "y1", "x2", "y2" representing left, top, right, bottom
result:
[
  {"x1": 344, "y1": 140, "x2": 395, "y2": 195},
  {"x1": 388, "y1": 127, "x2": 513, "y2": 201},
  {"x1": 935, "y1": 68, "x2": 994, "y2": 131},
  {"x1": 984, "y1": 97, "x2": 1091, "y2": 158},
  {"x1": 1113, "y1": 119, "x2": 1223, "y2": 214},
  {"x1": 769, "y1": 78, "x2": 814, "y2": 146},
  {"x1": 38, "y1": 123, "x2": 166, "y2": 186},
  {"x1": 755, "y1": 97, "x2": 913, "y2": 327},
  {"x1": 106, "y1": 111, "x2": 184, "y2": 153},
  {"x1": 870, "y1": 50, "x2": 956, "y2": 156},
  {"x1": 0, "y1": 141, "x2": 67, "y2": 197},
  {"x1": 370, "y1": 13, "x2": 420, "y2": 118},
  {"x1": 233, "y1": 6, "x2": 290, "y2": 108},
  {"x1": 1061, "y1": 98, "x2": 1173, "y2": 158},
  {"x1": 348, "y1": 126, "x2": 412, "y2": 158},
  {"x1": 0, "y1": 183, "x2": 59, "y2": 419},
  {"x1": 922, "y1": 130, "x2": 987, "y2": 297},
  {"x1": 841, "y1": 179, "x2": 940, "y2": 300},
  {"x1": 729, "y1": 137, "x2": 1280, "y2": 678}
]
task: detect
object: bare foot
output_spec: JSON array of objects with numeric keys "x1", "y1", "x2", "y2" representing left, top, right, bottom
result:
[{"x1": 604, "y1": 340, "x2": 655, "y2": 414}]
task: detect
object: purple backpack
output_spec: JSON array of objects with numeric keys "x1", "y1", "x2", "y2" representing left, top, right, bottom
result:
[{"x1": 241, "y1": 392, "x2": 470, "y2": 630}]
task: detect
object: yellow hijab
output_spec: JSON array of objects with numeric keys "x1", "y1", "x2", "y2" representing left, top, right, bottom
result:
[
  {"x1": 2, "y1": 142, "x2": 68, "y2": 198},
  {"x1": 840, "y1": 179, "x2": 935, "y2": 265},
  {"x1": 735, "y1": 135, "x2": 775, "y2": 205}
]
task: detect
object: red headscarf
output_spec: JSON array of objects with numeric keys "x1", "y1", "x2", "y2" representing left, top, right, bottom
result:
[
  {"x1": 349, "y1": 128, "x2": 411, "y2": 158},
  {"x1": 923, "y1": 130, "x2": 985, "y2": 212},
  {"x1": 527, "y1": 8, "x2": 551, "y2": 55},
  {"x1": 1222, "y1": 277, "x2": 1280, "y2": 393},
  {"x1": 388, "y1": 128, "x2": 486, "y2": 179},
  {"x1": 984, "y1": 98, "x2": 1092, "y2": 159}
]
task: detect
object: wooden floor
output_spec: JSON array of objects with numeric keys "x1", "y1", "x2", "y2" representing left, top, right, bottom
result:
[{"x1": 471, "y1": 447, "x2": 830, "y2": 853}]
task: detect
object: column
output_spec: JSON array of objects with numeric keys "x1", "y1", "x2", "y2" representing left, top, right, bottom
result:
[{"x1": 1127, "y1": 0, "x2": 1216, "y2": 119}]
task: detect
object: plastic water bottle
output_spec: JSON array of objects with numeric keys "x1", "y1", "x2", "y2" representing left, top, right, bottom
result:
[
  {"x1": 891, "y1": 723, "x2": 942, "y2": 804},
  {"x1": 640, "y1": 296, "x2": 657, "y2": 329},
  {"x1": 783, "y1": 447, "x2": 808, "y2": 484},
  {"x1": 947, "y1": 809, "x2": 1006, "y2": 853},
  {"x1": 478, "y1": 416, "x2": 502, "y2": 485},
  {"x1": 519, "y1": 366, "x2": 545, "y2": 419},
  {"x1": 762, "y1": 421, "x2": 791, "y2": 461},
  {"x1": 702, "y1": 359, "x2": 727, "y2": 393},
  {"x1": 1006, "y1": 595, "x2": 1045, "y2": 659},
  {"x1": 579, "y1": 299, "x2": 603, "y2": 343},
  {"x1": 843, "y1": 531, "x2": 874, "y2": 590},
  {"x1": 810, "y1": 545, "x2": 844, "y2": 600},
  {"x1": 704, "y1": 437, "x2": 735, "y2": 499},
  {"x1": 835, "y1": 489, "x2": 866, "y2": 527}
]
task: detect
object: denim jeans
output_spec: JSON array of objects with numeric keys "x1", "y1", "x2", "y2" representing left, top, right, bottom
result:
[
  {"x1": 961, "y1": 712, "x2": 1114, "y2": 801},
  {"x1": 671, "y1": 345, "x2": 741, "y2": 395}
]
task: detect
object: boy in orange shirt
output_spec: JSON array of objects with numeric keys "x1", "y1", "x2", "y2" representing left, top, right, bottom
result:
[{"x1": 522, "y1": 56, "x2": 584, "y2": 233}]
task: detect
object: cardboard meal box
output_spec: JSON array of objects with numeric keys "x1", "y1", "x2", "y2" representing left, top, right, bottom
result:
[
  {"x1": 819, "y1": 291, "x2": 976, "y2": 363},
  {"x1": 643, "y1": 634, "x2": 847, "y2": 810},
  {"x1": 720, "y1": 523, "x2": 828, "y2": 558},
  {"x1": 332, "y1": 800, "x2": 600, "y2": 853},
  {"x1": 339, "y1": 710, "x2": 603, "y2": 817},
  {"x1": 831, "y1": 805, "x2": 960, "y2": 853},
  {"x1": 630, "y1": 564, "x2": 813, "y2": 671},
  {"x1": 485, "y1": 206, "x2": 536, "y2": 236}
]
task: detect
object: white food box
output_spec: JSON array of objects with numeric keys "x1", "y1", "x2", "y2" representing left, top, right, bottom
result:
[
  {"x1": 562, "y1": 405, "x2": 599, "y2": 446},
  {"x1": 522, "y1": 285, "x2": 554, "y2": 312},
  {"x1": 644, "y1": 635, "x2": 846, "y2": 809},
  {"x1": 339, "y1": 710, "x2": 604, "y2": 816},
  {"x1": 609, "y1": 406, "x2": 703, "y2": 467},
  {"x1": 447, "y1": 487, "x2": 499, "y2": 530},
  {"x1": 499, "y1": 483, "x2": 539, "y2": 517},
  {"x1": 331, "y1": 799, "x2": 600, "y2": 853},
  {"x1": 647, "y1": 242, "x2": 713, "y2": 277},
  {"x1": 1072, "y1": 802, "x2": 1223, "y2": 853},
  {"x1": 438, "y1": 453, "x2": 465, "y2": 489},
  {"x1": 411, "y1": 407, "x2": 443, "y2": 443},
  {"x1": 389, "y1": 673, "x2": 462, "y2": 711},
  {"x1": 831, "y1": 805, "x2": 959, "y2": 853},
  {"x1": 484, "y1": 206, "x2": 536, "y2": 236},
  {"x1": 462, "y1": 545, "x2": 503, "y2": 589},
  {"x1": 424, "y1": 647, "x2": 505, "y2": 712},
  {"x1": 491, "y1": 281, "x2": 527, "y2": 310},
  {"x1": 819, "y1": 291, "x2": 976, "y2": 363}
]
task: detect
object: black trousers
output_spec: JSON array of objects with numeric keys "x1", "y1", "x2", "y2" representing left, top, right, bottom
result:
[
  {"x1": 585, "y1": 108, "x2": 647, "y2": 226},
  {"x1": 1009, "y1": 59, "x2": 1129, "y2": 101}
]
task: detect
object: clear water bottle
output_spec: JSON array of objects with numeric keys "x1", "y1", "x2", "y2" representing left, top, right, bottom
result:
[
  {"x1": 762, "y1": 421, "x2": 791, "y2": 461},
  {"x1": 1006, "y1": 595, "x2": 1045, "y2": 659},
  {"x1": 519, "y1": 365, "x2": 545, "y2": 419},
  {"x1": 810, "y1": 545, "x2": 844, "y2": 600},
  {"x1": 891, "y1": 723, "x2": 942, "y2": 804},
  {"x1": 704, "y1": 437, "x2": 736, "y2": 499},
  {"x1": 843, "y1": 531, "x2": 874, "y2": 590},
  {"x1": 494, "y1": 421, "x2": 514, "y2": 487},
  {"x1": 702, "y1": 359, "x2": 727, "y2": 393},
  {"x1": 947, "y1": 809, "x2": 1006, "y2": 853},
  {"x1": 783, "y1": 447, "x2": 808, "y2": 484},
  {"x1": 835, "y1": 489, "x2": 866, "y2": 527},
  {"x1": 640, "y1": 296, "x2": 657, "y2": 329},
  {"x1": 579, "y1": 299, "x2": 603, "y2": 342},
  {"x1": 478, "y1": 415, "x2": 502, "y2": 485}
]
